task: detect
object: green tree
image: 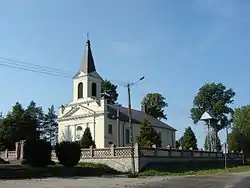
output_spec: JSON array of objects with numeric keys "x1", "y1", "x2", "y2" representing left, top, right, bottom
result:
[
  {"x1": 22, "y1": 101, "x2": 43, "y2": 140},
  {"x1": 101, "y1": 80, "x2": 119, "y2": 104},
  {"x1": 141, "y1": 93, "x2": 168, "y2": 120},
  {"x1": 41, "y1": 105, "x2": 58, "y2": 145},
  {"x1": 179, "y1": 127, "x2": 198, "y2": 150},
  {"x1": 136, "y1": 118, "x2": 162, "y2": 147},
  {"x1": 233, "y1": 105, "x2": 250, "y2": 137},
  {"x1": 0, "y1": 102, "x2": 25, "y2": 150},
  {"x1": 230, "y1": 105, "x2": 250, "y2": 156},
  {"x1": 80, "y1": 127, "x2": 96, "y2": 148},
  {"x1": 190, "y1": 83, "x2": 235, "y2": 131},
  {"x1": 175, "y1": 140, "x2": 180, "y2": 148},
  {"x1": 204, "y1": 130, "x2": 222, "y2": 151},
  {"x1": 227, "y1": 128, "x2": 245, "y2": 152},
  {"x1": 0, "y1": 101, "x2": 43, "y2": 150}
]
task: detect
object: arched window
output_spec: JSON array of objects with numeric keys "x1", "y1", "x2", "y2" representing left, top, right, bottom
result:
[
  {"x1": 78, "y1": 82, "x2": 83, "y2": 99},
  {"x1": 76, "y1": 126, "x2": 83, "y2": 131},
  {"x1": 92, "y1": 82, "x2": 97, "y2": 97}
]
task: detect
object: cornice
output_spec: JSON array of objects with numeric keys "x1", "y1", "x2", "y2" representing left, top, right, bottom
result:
[{"x1": 58, "y1": 112, "x2": 106, "y2": 122}]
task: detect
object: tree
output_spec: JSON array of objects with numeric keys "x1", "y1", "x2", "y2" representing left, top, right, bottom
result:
[
  {"x1": 80, "y1": 127, "x2": 96, "y2": 148},
  {"x1": 136, "y1": 118, "x2": 162, "y2": 147},
  {"x1": 190, "y1": 83, "x2": 235, "y2": 131},
  {"x1": 141, "y1": 93, "x2": 168, "y2": 120},
  {"x1": 175, "y1": 140, "x2": 180, "y2": 148},
  {"x1": 101, "y1": 80, "x2": 119, "y2": 105},
  {"x1": 0, "y1": 101, "x2": 43, "y2": 150},
  {"x1": 41, "y1": 105, "x2": 58, "y2": 145},
  {"x1": 230, "y1": 105, "x2": 250, "y2": 156},
  {"x1": 233, "y1": 105, "x2": 250, "y2": 137},
  {"x1": 22, "y1": 101, "x2": 43, "y2": 141},
  {"x1": 179, "y1": 127, "x2": 198, "y2": 150},
  {"x1": 204, "y1": 130, "x2": 222, "y2": 151},
  {"x1": 0, "y1": 102, "x2": 25, "y2": 150},
  {"x1": 227, "y1": 128, "x2": 245, "y2": 152}
]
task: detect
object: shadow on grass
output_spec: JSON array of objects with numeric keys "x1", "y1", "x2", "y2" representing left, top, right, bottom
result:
[{"x1": 0, "y1": 162, "x2": 122, "y2": 180}]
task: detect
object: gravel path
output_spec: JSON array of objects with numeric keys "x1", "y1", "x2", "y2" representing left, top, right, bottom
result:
[{"x1": 1, "y1": 172, "x2": 250, "y2": 188}]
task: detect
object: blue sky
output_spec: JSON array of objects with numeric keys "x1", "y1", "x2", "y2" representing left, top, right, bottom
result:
[{"x1": 0, "y1": 0, "x2": 250, "y2": 148}]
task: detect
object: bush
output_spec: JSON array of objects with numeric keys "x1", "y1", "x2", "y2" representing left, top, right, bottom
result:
[
  {"x1": 23, "y1": 139, "x2": 52, "y2": 167},
  {"x1": 80, "y1": 127, "x2": 96, "y2": 148},
  {"x1": 55, "y1": 141, "x2": 81, "y2": 167}
]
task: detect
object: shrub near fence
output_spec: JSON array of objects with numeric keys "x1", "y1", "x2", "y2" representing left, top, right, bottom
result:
[{"x1": 55, "y1": 141, "x2": 81, "y2": 167}]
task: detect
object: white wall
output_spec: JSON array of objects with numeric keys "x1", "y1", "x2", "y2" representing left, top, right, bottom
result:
[
  {"x1": 105, "y1": 119, "x2": 175, "y2": 147},
  {"x1": 58, "y1": 99, "x2": 107, "y2": 148}
]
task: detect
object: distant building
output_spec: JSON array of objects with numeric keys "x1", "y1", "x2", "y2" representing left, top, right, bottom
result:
[{"x1": 57, "y1": 39, "x2": 177, "y2": 148}]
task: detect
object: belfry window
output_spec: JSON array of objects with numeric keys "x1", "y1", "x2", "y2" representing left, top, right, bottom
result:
[
  {"x1": 78, "y1": 82, "x2": 83, "y2": 99},
  {"x1": 92, "y1": 82, "x2": 97, "y2": 97}
]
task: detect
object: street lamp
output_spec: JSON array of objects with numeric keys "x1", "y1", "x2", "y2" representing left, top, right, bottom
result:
[{"x1": 126, "y1": 76, "x2": 145, "y2": 175}]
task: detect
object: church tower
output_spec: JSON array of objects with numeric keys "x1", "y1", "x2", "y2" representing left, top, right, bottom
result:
[{"x1": 73, "y1": 39, "x2": 103, "y2": 103}]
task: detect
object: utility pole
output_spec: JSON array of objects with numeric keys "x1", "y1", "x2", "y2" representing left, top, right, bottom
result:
[
  {"x1": 224, "y1": 142, "x2": 227, "y2": 170},
  {"x1": 126, "y1": 76, "x2": 145, "y2": 175},
  {"x1": 116, "y1": 105, "x2": 120, "y2": 147},
  {"x1": 224, "y1": 124, "x2": 229, "y2": 170},
  {"x1": 127, "y1": 84, "x2": 136, "y2": 174}
]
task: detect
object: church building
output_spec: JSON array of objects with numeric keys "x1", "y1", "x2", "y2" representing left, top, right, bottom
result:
[{"x1": 57, "y1": 39, "x2": 177, "y2": 148}]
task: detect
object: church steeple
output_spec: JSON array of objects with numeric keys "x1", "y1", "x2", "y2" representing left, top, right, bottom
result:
[
  {"x1": 80, "y1": 39, "x2": 96, "y2": 73},
  {"x1": 72, "y1": 36, "x2": 103, "y2": 102}
]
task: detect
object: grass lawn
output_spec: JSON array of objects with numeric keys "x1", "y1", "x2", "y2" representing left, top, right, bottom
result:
[{"x1": 139, "y1": 165, "x2": 250, "y2": 177}]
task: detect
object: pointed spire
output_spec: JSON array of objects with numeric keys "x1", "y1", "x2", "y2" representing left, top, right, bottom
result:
[{"x1": 80, "y1": 34, "x2": 96, "y2": 73}]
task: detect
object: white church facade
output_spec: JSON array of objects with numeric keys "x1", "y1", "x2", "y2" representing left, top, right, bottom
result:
[{"x1": 57, "y1": 39, "x2": 177, "y2": 148}]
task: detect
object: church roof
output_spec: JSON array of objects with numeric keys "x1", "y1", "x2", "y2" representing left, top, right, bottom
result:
[
  {"x1": 107, "y1": 104, "x2": 177, "y2": 131},
  {"x1": 80, "y1": 40, "x2": 96, "y2": 73}
]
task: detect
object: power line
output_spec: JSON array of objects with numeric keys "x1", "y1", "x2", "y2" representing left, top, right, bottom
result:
[
  {"x1": 0, "y1": 56, "x2": 74, "y2": 76},
  {"x1": 0, "y1": 56, "x2": 131, "y2": 86},
  {"x1": 0, "y1": 61, "x2": 72, "y2": 78}
]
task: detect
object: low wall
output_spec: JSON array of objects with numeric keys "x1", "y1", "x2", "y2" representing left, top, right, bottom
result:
[
  {"x1": 51, "y1": 144, "x2": 244, "y2": 172},
  {"x1": 139, "y1": 147, "x2": 243, "y2": 172},
  {"x1": 0, "y1": 150, "x2": 18, "y2": 161},
  {"x1": 0, "y1": 141, "x2": 24, "y2": 162}
]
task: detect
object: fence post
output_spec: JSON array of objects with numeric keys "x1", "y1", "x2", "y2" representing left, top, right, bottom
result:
[
  {"x1": 134, "y1": 143, "x2": 139, "y2": 157},
  {"x1": 179, "y1": 146, "x2": 183, "y2": 157},
  {"x1": 167, "y1": 145, "x2": 172, "y2": 156},
  {"x1": 189, "y1": 147, "x2": 193, "y2": 157},
  {"x1": 111, "y1": 144, "x2": 115, "y2": 156},
  {"x1": 89, "y1": 145, "x2": 93, "y2": 157},
  {"x1": 152, "y1": 144, "x2": 158, "y2": 156},
  {"x1": 5, "y1": 149, "x2": 8, "y2": 161},
  {"x1": 15, "y1": 142, "x2": 19, "y2": 160},
  {"x1": 20, "y1": 140, "x2": 24, "y2": 159}
]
